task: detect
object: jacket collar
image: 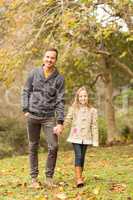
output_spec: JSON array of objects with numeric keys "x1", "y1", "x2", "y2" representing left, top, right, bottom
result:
[{"x1": 38, "y1": 65, "x2": 59, "y2": 81}]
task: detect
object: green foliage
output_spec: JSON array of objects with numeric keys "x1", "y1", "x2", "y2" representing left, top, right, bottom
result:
[
  {"x1": 98, "y1": 117, "x2": 107, "y2": 145},
  {"x1": 116, "y1": 107, "x2": 133, "y2": 142},
  {"x1": 97, "y1": 107, "x2": 133, "y2": 145},
  {"x1": 0, "y1": 49, "x2": 23, "y2": 87},
  {"x1": 1, "y1": 0, "x2": 133, "y2": 90},
  {"x1": 0, "y1": 117, "x2": 27, "y2": 158},
  {"x1": 0, "y1": 116, "x2": 72, "y2": 158},
  {"x1": 114, "y1": 88, "x2": 133, "y2": 107},
  {"x1": 1, "y1": 107, "x2": 133, "y2": 158}
]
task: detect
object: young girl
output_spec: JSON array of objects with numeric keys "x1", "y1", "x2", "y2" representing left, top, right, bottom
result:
[{"x1": 64, "y1": 86, "x2": 99, "y2": 187}]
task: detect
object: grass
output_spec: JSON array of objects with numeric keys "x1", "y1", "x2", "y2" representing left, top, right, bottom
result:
[{"x1": 1, "y1": 144, "x2": 133, "y2": 200}]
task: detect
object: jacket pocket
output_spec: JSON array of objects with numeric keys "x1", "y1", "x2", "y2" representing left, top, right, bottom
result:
[
  {"x1": 47, "y1": 87, "x2": 56, "y2": 96},
  {"x1": 46, "y1": 87, "x2": 57, "y2": 103},
  {"x1": 29, "y1": 92, "x2": 42, "y2": 107}
]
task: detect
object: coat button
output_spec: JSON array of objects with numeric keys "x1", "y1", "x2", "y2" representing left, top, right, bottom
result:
[{"x1": 81, "y1": 118, "x2": 87, "y2": 121}]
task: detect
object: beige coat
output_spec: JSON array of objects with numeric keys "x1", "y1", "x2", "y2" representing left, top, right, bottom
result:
[{"x1": 64, "y1": 106, "x2": 99, "y2": 146}]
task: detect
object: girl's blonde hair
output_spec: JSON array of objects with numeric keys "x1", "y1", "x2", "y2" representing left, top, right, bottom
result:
[{"x1": 72, "y1": 86, "x2": 91, "y2": 109}]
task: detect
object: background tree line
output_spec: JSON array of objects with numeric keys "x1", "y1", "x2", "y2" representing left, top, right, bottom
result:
[{"x1": 0, "y1": 0, "x2": 133, "y2": 157}]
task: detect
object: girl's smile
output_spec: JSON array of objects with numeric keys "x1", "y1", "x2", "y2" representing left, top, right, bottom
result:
[{"x1": 78, "y1": 90, "x2": 88, "y2": 105}]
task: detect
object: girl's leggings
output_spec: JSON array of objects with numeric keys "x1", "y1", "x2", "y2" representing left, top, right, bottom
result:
[{"x1": 72, "y1": 143, "x2": 87, "y2": 168}]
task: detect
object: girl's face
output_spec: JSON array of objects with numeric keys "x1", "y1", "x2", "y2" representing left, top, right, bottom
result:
[{"x1": 78, "y1": 90, "x2": 88, "y2": 105}]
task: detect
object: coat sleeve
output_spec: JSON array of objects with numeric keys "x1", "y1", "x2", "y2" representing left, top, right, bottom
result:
[
  {"x1": 91, "y1": 108, "x2": 99, "y2": 147},
  {"x1": 21, "y1": 69, "x2": 34, "y2": 112},
  {"x1": 64, "y1": 106, "x2": 73, "y2": 128},
  {"x1": 55, "y1": 76, "x2": 65, "y2": 124}
]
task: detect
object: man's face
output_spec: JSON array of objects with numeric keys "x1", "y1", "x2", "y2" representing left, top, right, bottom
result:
[{"x1": 43, "y1": 50, "x2": 57, "y2": 69}]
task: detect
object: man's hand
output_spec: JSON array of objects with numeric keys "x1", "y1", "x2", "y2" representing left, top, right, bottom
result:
[
  {"x1": 24, "y1": 112, "x2": 30, "y2": 117},
  {"x1": 53, "y1": 124, "x2": 63, "y2": 135}
]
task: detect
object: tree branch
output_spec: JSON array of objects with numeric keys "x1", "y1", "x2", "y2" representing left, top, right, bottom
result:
[
  {"x1": 26, "y1": 5, "x2": 61, "y2": 49},
  {"x1": 90, "y1": 73, "x2": 104, "y2": 89},
  {"x1": 95, "y1": 50, "x2": 133, "y2": 78},
  {"x1": 111, "y1": 57, "x2": 133, "y2": 78},
  {"x1": 95, "y1": 50, "x2": 111, "y2": 56}
]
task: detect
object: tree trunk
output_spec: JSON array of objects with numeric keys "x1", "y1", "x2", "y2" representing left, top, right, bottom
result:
[
  {"x1": 122, "y1": 86, "x2": 129, "y2": 114},
  {"x1": 96, "y1": 79, "x2": 105, "y2": 116},
  {"x1": 103, "y1": 57, "x2": 120, "y2": 144}
]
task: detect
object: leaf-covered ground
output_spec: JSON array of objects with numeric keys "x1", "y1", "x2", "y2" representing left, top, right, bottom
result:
[{"x1": 0, "y1": 144, "x2": 133, "y2": 200}]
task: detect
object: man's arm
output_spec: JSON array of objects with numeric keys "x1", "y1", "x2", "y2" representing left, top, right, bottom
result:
[
  {"x1": 21, "y1": 70, "x2": 34, "y2": 113},
  {"x1": 55, "y1": 76, "x2": 65, "y2": 124},
  {"x1": 54, "y1": 76, "x2": 65, "y2": 134}
]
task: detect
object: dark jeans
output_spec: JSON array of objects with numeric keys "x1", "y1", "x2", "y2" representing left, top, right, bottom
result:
[
  {"x1": 27, "y1": 116, "x2": 58, "y2": 179},
  {"x1": 72, "y1": 143, "x2": 87, "y2": 169}
]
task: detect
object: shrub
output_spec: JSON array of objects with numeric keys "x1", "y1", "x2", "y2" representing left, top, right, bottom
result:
[
  {"x1": 116, "y1": 108, "x2": 133, "y2": 142},
  {"x1": 98, "y1": 116, "x2": 107, "y2": 145},
  {"x1": 0, "y1": 117, "x2": 27, "y2": 158}
]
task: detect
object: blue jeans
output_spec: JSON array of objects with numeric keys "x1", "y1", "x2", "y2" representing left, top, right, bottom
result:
[
  {"x1": 27, "y1": 116, "x2": 58, "y2": 179},
  {"x1": 72, "y1": 143, "x2": 87, "y2": 168}
]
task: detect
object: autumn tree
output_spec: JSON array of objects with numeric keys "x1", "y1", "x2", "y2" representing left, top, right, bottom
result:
[{"x1": 0, "y1": 0, "x2": 133, "y2": 143}]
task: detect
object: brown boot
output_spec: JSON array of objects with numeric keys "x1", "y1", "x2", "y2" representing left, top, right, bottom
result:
[{"x1": 75, "y1": 166, "x2": 84, "y2": 188}]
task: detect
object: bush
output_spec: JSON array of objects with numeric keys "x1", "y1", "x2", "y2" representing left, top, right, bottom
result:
[
  {"x1": 98, "y1": 117, "x2": 107, "y2": 145},
  {"x1": 0, "y1": 107, "x2": 132, "y2": 158},
  {"x1": 116, "y1": 108, "x2": 133, "y2": 142},
  {"x1": 0, "y1": 117, "x2": 28, "y2": 158},
  {"x1": 0, "y1": 116, "x2": 72, "y2": 158},
  {"x1": 98, "y1": 108, "x2": 133, "y2": 145}
]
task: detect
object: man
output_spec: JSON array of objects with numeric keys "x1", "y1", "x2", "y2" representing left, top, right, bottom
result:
[{"x1": 22, "y1": 48, "x2": 65, "y2": 188}]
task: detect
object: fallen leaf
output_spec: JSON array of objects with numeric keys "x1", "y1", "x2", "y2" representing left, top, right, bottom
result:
[
  {"x1": 23, "y1": 182, "x2": 27, "y2": 187},
  {"x1": 89, "y1": 153, "x2": 95, "y2": 157},
  {"x1": 93, "y1": 175, "x2": 101, "y2": 180},
  {"x1": 7, "y1": 191, "x2": 14, "y2": 196},
  {"x1": 75, "y1": 194, "x2": 82, "y2": 200},
  {"x1": 92, "y1": 186, "x2": 100, "y2": 195},
  {"x1": 56, "y1": 192, "x2": 67, "y2": 200},
  {"x1": 127, "y1": 197, "x2": 132, "y2": 200},
  {"x1": 110, "y1": 183, "x2": 126, "y2": 193},
  {"x1": 86, "y1": 197, "x2": 96, "y2": 200},
  {"x1": 58, "y1": 181, "x2": 68, "y2": 186},
  {"x1": 56, "y1": 168, "x2": 61, "y2": 172},
  {"x1": 35, "y1": 196, "x2": 47, "y2": 200},
  {"x1": 99, "y1": 160, "x2": 110, "y2": 167},
  {"x1": 59, "y1": 186, "x2": 64, "y2": 191}
]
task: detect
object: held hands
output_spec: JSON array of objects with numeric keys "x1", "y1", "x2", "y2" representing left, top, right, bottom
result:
[
  {"x1": 53, "y1": 124, "x2": 63, "y2": 136},
  {"x1": 24, "y1": 112, "x2": 30, "y2": 117},
  {"x1": 24, "y1": 112, "x2": 63, "y2": 136}
]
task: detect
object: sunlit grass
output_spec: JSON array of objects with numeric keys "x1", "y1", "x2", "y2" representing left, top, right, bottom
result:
[{"x1": 0, "y1": 144, "x2": 133, "y2": 199}]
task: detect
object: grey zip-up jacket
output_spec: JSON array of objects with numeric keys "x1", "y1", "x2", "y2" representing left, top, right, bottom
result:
[{"x1": 21, "y1": 66, "x2": 65, "y2": 124}]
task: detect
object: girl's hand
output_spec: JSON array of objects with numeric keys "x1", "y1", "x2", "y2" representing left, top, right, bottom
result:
[{"x1": 24, "y1": 112, "x2": 30, "y2": 117}]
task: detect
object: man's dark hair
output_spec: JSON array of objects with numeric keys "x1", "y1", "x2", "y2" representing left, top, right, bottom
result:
[{"x1": 45, "y1": 48, "x2": 58, "y2": 59}]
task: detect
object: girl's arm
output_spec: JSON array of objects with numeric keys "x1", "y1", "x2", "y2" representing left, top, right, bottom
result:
[
  {"x1": 64, "y1": 106, "x2": 73, "y2": 128},
  {"x1": 91, "y1": 108, "x2": 99, "y2": 147}
]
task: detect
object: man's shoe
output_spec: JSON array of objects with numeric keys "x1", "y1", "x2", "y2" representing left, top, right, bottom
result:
[
  {"x1": 45, "y1": 177, "x2": 57, "y2": 188},
  {"x1": 29, "y1": 178, "x2": 40, "y2": 189}
]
